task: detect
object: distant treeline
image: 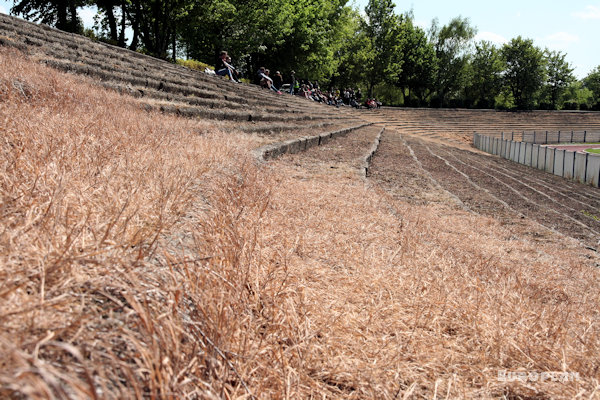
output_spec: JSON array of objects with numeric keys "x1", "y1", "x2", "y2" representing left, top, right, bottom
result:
[{"x1": 9, "y1": 0, "x2": 600, "y2": 110}]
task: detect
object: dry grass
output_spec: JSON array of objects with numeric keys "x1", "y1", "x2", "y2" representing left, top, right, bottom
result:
[
  {"x1": 0, "y1": 47, "x2": 285, "y2": 398},
  {"x1": 260, "y1": 155, "x2": 600, "y2": 398},
  {"x1": 1, "y1": 47, "x2": 600, "y2": 399}
]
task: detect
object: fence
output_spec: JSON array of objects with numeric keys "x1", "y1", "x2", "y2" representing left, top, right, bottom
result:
[
  {"x1": 473, "y1": 133, "x2": 600, "y2": 188},
  {"x1": 483, "y1": 130, "x2": 600, "y2": 144}
]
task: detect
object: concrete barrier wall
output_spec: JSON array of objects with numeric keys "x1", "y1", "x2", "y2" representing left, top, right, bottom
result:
[
  {"x1": 518, "y1": 142, "x2": 527, "y2": 164},
  {"x1": 510, "y1": 141, "x2": 517, "y2": 162},
  {"x1": 574, "y1": 153, "x2": 587, "y2": 184},
  {"x1": 564, "y1": 151, "x2": 575, "y2": 179},
  {"x1": 480, "y1": 131, "x2": 600, "y2": 144},
  {"x1": 524, "y1": 143, "x2": 532, "y2": 166},
  {"x1": 587, "y1": 155, "x2": 600, "y2": 187},
  {"x1": 255, "y1": 123, "x2": 371, "y2": 161},
  {"x1": 532, "y1": 144, "x2": 539, "y2": 169},
  {"x1": 537, "y1": 146, "x2": 546, "y2": 171},
  {"x1": 545, "y1": 148, "x2": 555, "y2": 174},
  {"x1": 553, "y1": 149, "x2": 565, "y2": 177},
  {"x1": 473, "y1": 133, "x2": 599, "y2": 188}
]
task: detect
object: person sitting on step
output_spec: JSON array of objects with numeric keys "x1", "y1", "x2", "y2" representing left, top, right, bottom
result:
[
  {"x1": 215, "y1": 51, "x2": 238, "y2": 82},
  {"x1": 257, "y1": 67, "x2": 281, "y2": 94}
]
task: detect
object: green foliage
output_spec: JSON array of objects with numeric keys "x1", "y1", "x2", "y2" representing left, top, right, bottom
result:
[
  {"x1": 362, "y1": 0, "x2": 402, "y2": 96},
  {"x1": 13, "y1": 0, "x2": 588, "y2": 110},
  {"x1": 372, "y1": 82, "x2": 405, "y2": 106},
  {"x1": 12, "y1": 0, "x2": 84, "y2": 33},
  {"x1": 430, "y1": 16, "x2": 476, "y2": 107},
  {"x1": 583, "y1": 66, "x2": 600, "y2": 108},
  {"x1": 494, "y1": 91, "x2": 515, "y2": 110},
  {"x1": 177, "y1": 0, "x2": 353, "y2": 83},
  {"x1": 176, "y1": 58, "x2": 213, "y2": 71},
  {"x1": 330, "y1": 9, "x2": 370, "y2": 89},
  {"x1": 501, "y1": 36, "x2": 546, "y2": 110},
  {"x1": 465, "y1": 41, "x2": 503, "y2": 108},
  {"x1": 542, "y1": 50, "x2": 575, "y2": 109},
  {"x1": 395, "y1": 15, "x2": 437, "y2": 106}
]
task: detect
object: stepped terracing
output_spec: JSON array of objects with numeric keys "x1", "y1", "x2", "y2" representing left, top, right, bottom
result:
[{"x1": 2, "y1": 13, "x2": 600, "y2": 399}]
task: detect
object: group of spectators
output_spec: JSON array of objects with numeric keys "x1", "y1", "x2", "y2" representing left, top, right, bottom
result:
[{"x1": 215, "y1": 50, "x2": 382, "y2": 108}]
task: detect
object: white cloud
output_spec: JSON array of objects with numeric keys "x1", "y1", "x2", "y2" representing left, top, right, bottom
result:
[
  {"x1": 535, "y1": 32, "x2": 581, "y2": 52},
  {"x1": 542, "y1": 31, "x2": 580, "y2": 51},
  {"x1": 475, "y1": 31, "x2": 508, "y2": 45},
  {"x1": 572, "y1": 5, "x2": 600, "y2": 20},
  {"x1": 546, "y1": 32, "x2": 579, "y2": 43}
]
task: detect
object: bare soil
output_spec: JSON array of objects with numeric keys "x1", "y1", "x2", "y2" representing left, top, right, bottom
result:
[{"x1": 362, "y1": 109, "x2": 600, "y2": 250}]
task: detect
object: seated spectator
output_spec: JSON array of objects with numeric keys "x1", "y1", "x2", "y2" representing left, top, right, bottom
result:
[
  {"x1": 365, "y1": 98, "x2": 377, "y2": 109},
  {"x1": 273, "y1": 71, "x2": 283, "y2": 90},
  {"x1": 297, "y1": 84, "x2": 311, "y2": 99},
  {"x1": 226, "y1": 55, "x2": 242, "y2": 82},
  {"x1": 215, "y1": 51, "x2": 238, "y2": 82},
  {"x1": 258, "y1": 67, "x2": 282, "y2": 94}
]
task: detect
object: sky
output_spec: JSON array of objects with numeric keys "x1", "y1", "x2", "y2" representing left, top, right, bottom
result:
[{"x1": 1, "y1": 0, "x2": 598, "y2": 78}]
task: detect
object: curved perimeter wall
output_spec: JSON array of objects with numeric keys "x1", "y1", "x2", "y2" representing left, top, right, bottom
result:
[{"x1": 474, "y1": 133, "x2": 600, "y2": 188}]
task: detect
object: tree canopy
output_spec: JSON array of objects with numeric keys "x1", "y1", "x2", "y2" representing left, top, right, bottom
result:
[{"x1": 9, "y1": 0, "x2": 596, "y2": 110}]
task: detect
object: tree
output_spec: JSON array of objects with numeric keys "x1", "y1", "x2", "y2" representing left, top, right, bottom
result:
[
  {"x1": 178, "y1": 0, "x2": 352, "y2": 82},
  {"x1": 583, "y1": 66, "x2": 600, "y2": 108},
  {"x1": 131, "y1": 0, "x2": 195, "y2": 59},
  {"x1": 362, "y1": 0, "x2": 402, "y2": 97},
  {"x1": 11, "y1": 0, "x2": 84, "y2": 33},
  {"x1": 465, "y1": 41, "x2": 503, "y2": 108},
  {"x1": 90, "y1": 0, "x2": 129, "y2": 47},
  {"x1": 332, "y1": 9, "x2": 371, "y2": 89},
  {"x1": 501, "y1": 36, "x2": 546, "y2": 110},
  {"x1": 429, "y1": 16, "x2": 476, "y2": 107},
  {"x1": 395, "y1": 15, "x2": 436, "y2": 106},
  {"x1": 542, "y1": 50, "x2": 575, "y2": 109}
]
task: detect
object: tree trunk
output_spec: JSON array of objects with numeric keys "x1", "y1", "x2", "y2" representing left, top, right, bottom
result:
[
  {"x1": 101, "y1": 0, "x2": 118, "y2": 42},
  {"x1": 68, "y1": 1, "x2": 79, "y2": 33},
  {"x1": 118, "y1": 0, "x2": 126, "y2": 47},
  {"x1": 56, "y1": 2, "x2": 68, "y2": 31},
  {"x1": 127, "y1": 0, "x2": 140, "y2": 50},
  {"x1": 172, "y1": 31, "x2": 176, "y2": 62}
]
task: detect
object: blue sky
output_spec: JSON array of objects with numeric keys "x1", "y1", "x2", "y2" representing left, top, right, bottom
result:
[{"x1": 1, "y1": 0, "x2": 598, "y2": 78}]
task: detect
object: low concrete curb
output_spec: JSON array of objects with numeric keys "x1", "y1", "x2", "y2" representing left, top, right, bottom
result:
[
  {"x1": 362, "y1": 127, "x2": 385, "y2": 177},
  {"x1": 253, "y1": 123, "x2": 372, "y2": 161}
]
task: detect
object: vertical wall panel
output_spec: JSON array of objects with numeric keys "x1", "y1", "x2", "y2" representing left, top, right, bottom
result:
[
  {"x1": 519, "y1": 142, "x2": 527, "y2": 164},
  {"x1": 574, "y1": 153, "x2": 587, "y2": 184},
  {"x1": 563, "y1": 151, "x2": 576, "y2": 179},
  {"x1": 537, "y1": 147, "x2": 547, "y2": 171},
  {"x1": 545, "y1": 148, "x2": 555, "y2": 174},
  {"x1": 586, "y1": 155, "x2": 600, "y2": 187},
  {"x1": 553, "y1": 149, "x2": 565, "y2": 177},
  {"x1": 524, "y1": 143, "x2": 532, "y2": 166},
  {"x1": 532, "y1": 144, "x2": 539, "y2": 168},
  {"x1": 510, "y1": 141, "x2": 517, "y2": 162}
]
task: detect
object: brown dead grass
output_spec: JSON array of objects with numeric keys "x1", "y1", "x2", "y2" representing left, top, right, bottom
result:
[
  {"x1": 1, "y1": 47, "x2": 600, "y2": 399},
  {"x1": 262, "y1": 155, "x2": 600, "y2": 398}
]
